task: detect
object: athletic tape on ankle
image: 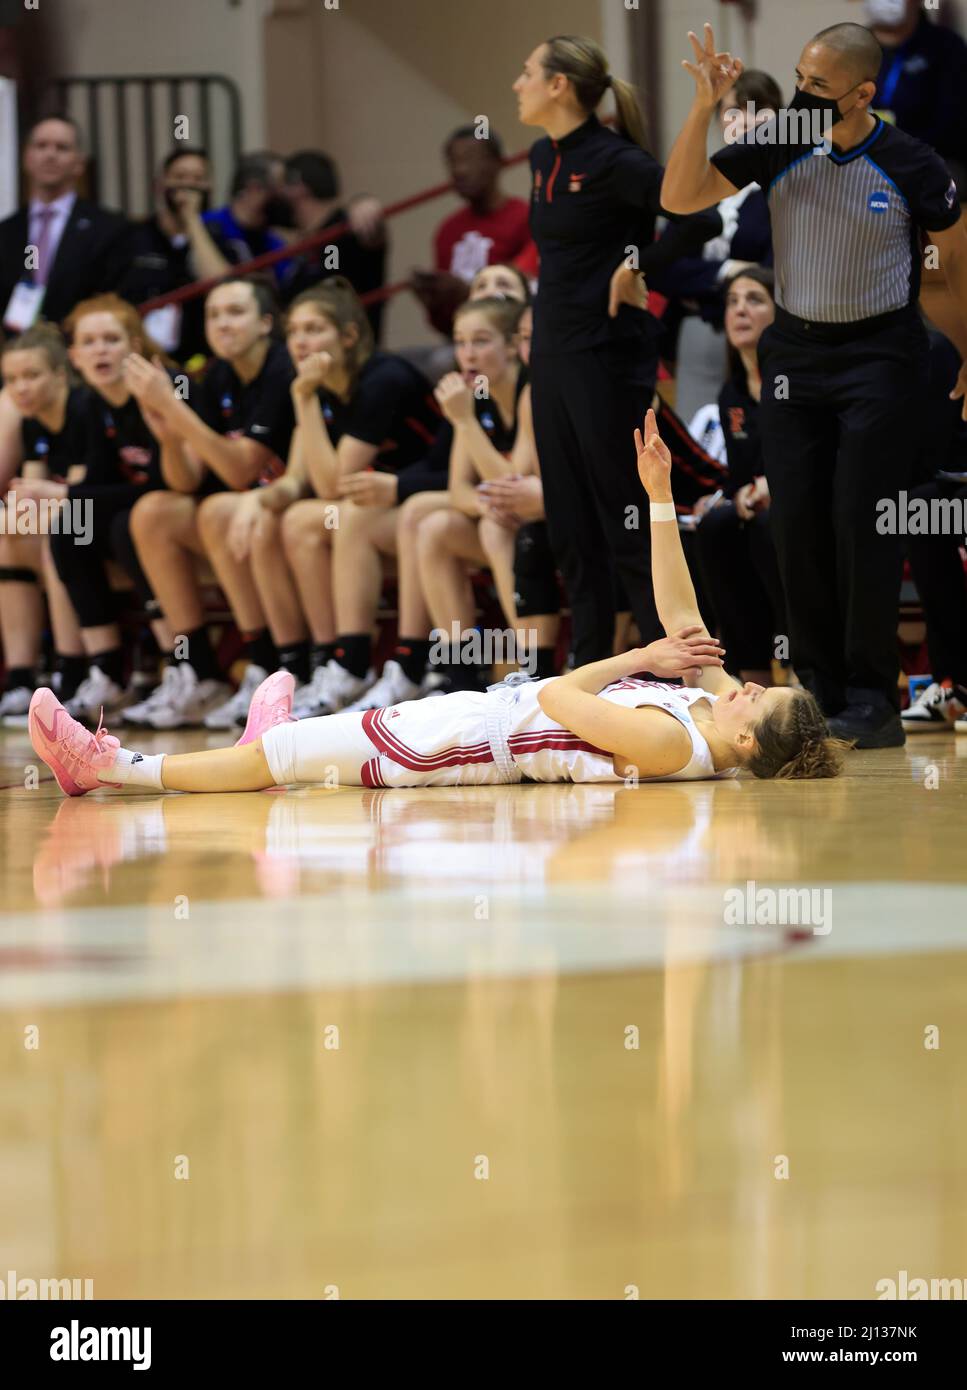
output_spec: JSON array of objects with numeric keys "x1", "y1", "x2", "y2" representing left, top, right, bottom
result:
[{"x1": 649, "y1": 502, "x2": 677, "y2": 523}]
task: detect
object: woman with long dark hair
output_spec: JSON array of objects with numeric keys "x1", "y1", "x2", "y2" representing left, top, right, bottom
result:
[
  {"x1": 513, "y1": 35, "x2": 718, "y2": 665},
  {"x1": 694, "y1": 267, "x2": 786, "y2": 686}
]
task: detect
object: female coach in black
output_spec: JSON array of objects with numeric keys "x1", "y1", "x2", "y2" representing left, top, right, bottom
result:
[{"x1": 514, "y1": 36, "x2": 719, "y2": 665}]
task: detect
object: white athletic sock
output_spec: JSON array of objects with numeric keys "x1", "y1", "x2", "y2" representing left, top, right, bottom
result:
[{"x1": 97, "y1": 747, "x2": 166, "y2": 790}]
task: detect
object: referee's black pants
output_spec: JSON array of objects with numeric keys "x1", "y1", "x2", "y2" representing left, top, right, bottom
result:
[
  {"x1": 757, "y1": 308, "x2": 929, "y2": 715},
  {"x1": 530, "y1": 345, "x2": 661, "y2": 665}
]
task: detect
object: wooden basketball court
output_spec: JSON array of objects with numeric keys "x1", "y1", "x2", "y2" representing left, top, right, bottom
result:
[{"x1": 2, "y1": 726, "x2": 965, "y2": 1299}]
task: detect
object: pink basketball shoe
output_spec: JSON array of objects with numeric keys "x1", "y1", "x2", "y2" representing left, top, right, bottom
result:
[
  {"x1": 29, "y1": 688, "x2": 122, "y2": 797},
  {"x1": 234, "y1": 669, "x2": 296, "y2": 747}
]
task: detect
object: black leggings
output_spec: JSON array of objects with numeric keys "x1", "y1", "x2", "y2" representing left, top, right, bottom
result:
[
  {"x1": 694, "y1": 502, "x2": 786, "y2": 673},
  {"x1": 530, "y1": 344, "x2": 661, "y2": 664},
  {"x1": 49, "y1": 496, "x2": 156, "y2": 629},
  {"x1": 513, "y1": 522, "x2": 561, "y2": 618},
  {"x1": 905, "y1": 479, "x2": 967, "y2": 687}
]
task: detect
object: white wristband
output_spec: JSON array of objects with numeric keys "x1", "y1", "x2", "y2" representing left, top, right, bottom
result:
[{"x1": 650, "y1": 502, "x2": 677, "y2": 522}]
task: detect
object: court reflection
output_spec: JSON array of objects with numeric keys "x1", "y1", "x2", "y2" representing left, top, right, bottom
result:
[{"x1": 26, "y1": 752, "x2": 965, "y2": 919}]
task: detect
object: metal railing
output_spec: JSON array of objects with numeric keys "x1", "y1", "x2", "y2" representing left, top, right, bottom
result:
[{"x1": 47, "y1": 74, "x2": 243, "y2": 217}]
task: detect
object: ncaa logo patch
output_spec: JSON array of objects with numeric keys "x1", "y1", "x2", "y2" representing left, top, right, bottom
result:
[
  {"x1": 868, "y1": 190, "x2": 889, "y2": 214},
  {"x1": 946, "y1": 179, "x2": 957, "y2": 210}
]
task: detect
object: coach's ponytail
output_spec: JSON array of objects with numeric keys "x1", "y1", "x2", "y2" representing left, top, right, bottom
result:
[
  {"x1": 609, "y1": 75, "x2": 649, "y2": 150},
  {"x1": 542, "y1": 35, "x2": 649, "y2": 149}
]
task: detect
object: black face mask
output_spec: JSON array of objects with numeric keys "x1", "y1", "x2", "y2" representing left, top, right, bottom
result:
[
  {"x1": 788, "y1": 82, "x2": 862, "y2": 138},
  {"x1": 164, "y1": 185, "x2": 211, "y2": 215}
]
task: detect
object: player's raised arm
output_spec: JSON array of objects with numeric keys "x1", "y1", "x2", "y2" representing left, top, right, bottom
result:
[
  {"x1": 635, "y1": 408, "x2": 739, "y2": 696},
  {"x1": 662, "y1": 23, "x2": 745, "y2": 213}
]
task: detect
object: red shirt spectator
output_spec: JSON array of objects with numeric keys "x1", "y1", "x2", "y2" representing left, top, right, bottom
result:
[
  {"x1": 413, "y1": 127, "x2": 537, "y2": 335},
  {"x1": 434, "y1": 197, "x2": 533, "y2": 281}
]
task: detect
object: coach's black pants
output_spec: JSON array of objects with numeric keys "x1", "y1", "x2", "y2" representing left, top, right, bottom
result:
[
  {"x1": 757, "y1": 308, "x2": 929, "y2": 715},
  {"x1": 695, "y1": 502, "x2": 785, "y2": 674},
  {"x1": 530, "y1": 345, "x2": 661, "y2": 664},
  {"x1": 49, "y1": 493, "x2": 156, "y2": 629},
  {"x1": 905, "y1": 479, "x2": 967, "y2": 688}
]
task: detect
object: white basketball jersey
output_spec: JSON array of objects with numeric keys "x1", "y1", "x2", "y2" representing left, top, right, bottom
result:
[{"x1": 506, "y1": 678, "x2": 739, "y2": 783}]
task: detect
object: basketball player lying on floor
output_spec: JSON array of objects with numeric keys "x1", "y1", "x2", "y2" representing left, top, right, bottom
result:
[{"x1": 29, "y1": 410, "x2": 846, "y2": 794}]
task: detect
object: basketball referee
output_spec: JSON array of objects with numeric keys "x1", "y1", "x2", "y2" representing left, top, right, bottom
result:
[{"x1": 663, "y1": 22, "x2": 967, "y2": 747}]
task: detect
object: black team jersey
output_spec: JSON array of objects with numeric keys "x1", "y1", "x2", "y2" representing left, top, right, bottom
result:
[
  {"x1": 68, "y1": 389, "x2": 164, "y2": 508},
  {"x1": 716, "y1": 376, "x2": 762, "y2": 498},
  {"x1": 192, "y1": 339, "x2": 296, "y2": 491},
  {"x1": 432, "y1": 367, "x2": 528, "y2": 475},
  {"x1": 315, "y1": 351, "x2": 443, "y2": 495},
  {"x1": 528, "y1": 114, "x2": 721, "y2": 355},
  {"x1": 20, "y1": 386, "x2": 90, "y2": 484}
]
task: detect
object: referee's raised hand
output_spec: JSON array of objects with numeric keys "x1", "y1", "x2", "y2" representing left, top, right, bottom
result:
[{"x1": 682, "y1": 23, "x2": 743, "y2": 109}]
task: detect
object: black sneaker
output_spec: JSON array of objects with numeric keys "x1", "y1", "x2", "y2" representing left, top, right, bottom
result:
[{"x1": 826, "y1": 703, "x2": 905, "y2": 749}]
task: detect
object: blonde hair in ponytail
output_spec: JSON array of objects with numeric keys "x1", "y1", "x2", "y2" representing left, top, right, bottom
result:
[{"x1": 541, "y1": 35, "x2": 649, "y2": 149}]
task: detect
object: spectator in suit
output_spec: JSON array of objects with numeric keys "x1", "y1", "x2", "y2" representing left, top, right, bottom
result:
[{"x1": 0, "y1": 116, "x2": 131, "y2": 332}]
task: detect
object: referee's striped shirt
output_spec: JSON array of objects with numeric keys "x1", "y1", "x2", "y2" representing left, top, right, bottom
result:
[{"x1": 711, "y1": 116, "x2": 959, "y2": 323}]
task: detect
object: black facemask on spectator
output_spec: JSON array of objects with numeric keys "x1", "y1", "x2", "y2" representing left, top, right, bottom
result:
[{"x1": 165, "y1": 185, "x2": 211, "y2": 215}]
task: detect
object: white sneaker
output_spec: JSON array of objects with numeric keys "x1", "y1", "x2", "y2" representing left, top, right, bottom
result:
[
  {"x1": 901, "y1": 681, "x2": 963, "y2": 733},
  {"x1": 342, "y1": 660, "x2": 422, "y2": 713},
  {"x1": 0, "y1": 685, "x2": 32, "y2": 723},
  {"x1": 137, "y1": 662, "x2": 231, "y2": 730},
  {"x1": 421, "y1": 669, "x2": 450, "y2": 698},
  {"x1": 291, "y1": 660, "x2": 374, "y2": 719},
  {"x1": 123, "y1": 663, "x2": 181, "y2": 726},
  {"x1": 63, "y1": 665, "x2": 126, "y2": 719},
  {"x1": 204, "y1": 663, "x2": 269, "y2": 730}
]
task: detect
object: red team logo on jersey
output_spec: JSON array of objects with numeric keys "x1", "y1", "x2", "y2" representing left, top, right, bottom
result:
[
  {"x1": 532, "y1": 170, "x2": 543, "y2": 201},
  {"x1": 568, "y1": 172, "x2": 586, "y2": 194},
  {"x1": 118, "y1": 445, "x2": 153, "y2": 484}
]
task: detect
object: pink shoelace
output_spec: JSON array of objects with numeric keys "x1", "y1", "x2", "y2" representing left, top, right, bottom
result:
[{"x1": 69, "y1": 706, "x2": 120, "y2": 767}]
